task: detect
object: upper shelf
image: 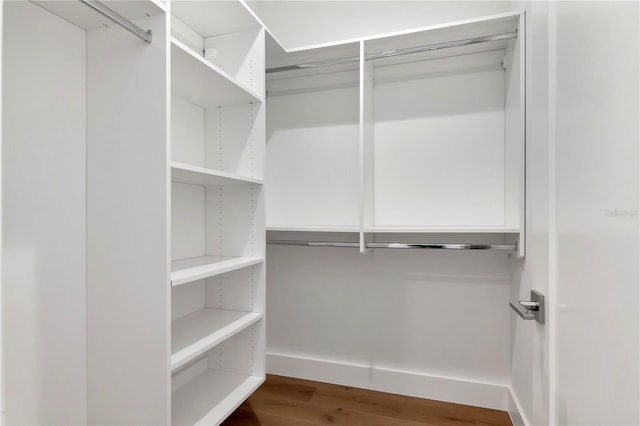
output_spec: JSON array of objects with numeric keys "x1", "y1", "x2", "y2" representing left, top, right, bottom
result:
[
  {"x1": 171, "y1": 0, "x2": 260, "y2": 38},
  {"x1": 171, "y1": 162, "x2": 262, "y2": 187},
  {"x1": 171, "y1": 38, "x2": 263, "y2": 107},
  {"x1": 32, "y1": 0, "x2": 165, "y2": 31},
  {"x1": 364, "y1": 226, "x2": 521, "y2": 234},
  {"x1": 265, "y1": 11, "x2": 522, "y2": 76},
  {"x1": 365, "y1": 12, "x2": 521, "y2": 68},
  {"x1": 266, "y1": 226, "x2": 520, "y2": 234},
  {"x1": 267, "y1": 225, "x2": 360, "y2": 233}
]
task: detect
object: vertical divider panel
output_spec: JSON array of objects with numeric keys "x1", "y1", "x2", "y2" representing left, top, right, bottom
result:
[
  {"x1": 166, "y1": 6, "x2": 173, "y2": 421},
  {"x1": 360, "y1": 41, "x2": 375, "y2": 252},
  {"x1": 504, "y1": 14, "x2": 526, "y2": 258},
  {"x1": 518, "y1": 13, "x2": 526, "y2": 259},
  {"x1": 87, "y1": 13, "x2": 170, "y2": 425},
  {"x1": 1, "y1": 2, "x2": 6, "y2": 422}
]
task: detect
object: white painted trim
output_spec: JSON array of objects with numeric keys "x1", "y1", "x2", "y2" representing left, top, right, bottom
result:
[
  {"x1": 547, "y1": 2, "x2": 558, "y2": 424},
  {"x1": 267, "y1": 352, "x2": 508, "y2": 410},
  {"x1": 0, "y1": 0, "x2": 4, "y2": 423},
  {"x1": 508, "y1": 387, "x2": 529, "y2": 426}
]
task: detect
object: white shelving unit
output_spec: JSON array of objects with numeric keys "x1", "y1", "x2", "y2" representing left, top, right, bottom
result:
[
  {"x1": 169, "y1": 1, "x2": 266, "y2": 424},
  {"x1": 265, "y1": 12, "x2": 525, "y2": 256}
]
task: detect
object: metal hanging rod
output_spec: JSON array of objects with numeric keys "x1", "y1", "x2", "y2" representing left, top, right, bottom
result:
[
  {"x1": 266, "y1": 30, "x2": 517, "y2": 74},
  {"x1": 267, "y1": 240, "x2": 517, "y2": 251},
  {"x1": 80, "y1": 0, "x2": 152, "y2": 44}
]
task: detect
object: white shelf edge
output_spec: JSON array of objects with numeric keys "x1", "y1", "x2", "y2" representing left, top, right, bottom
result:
[
  {"x1": 170, "y1": 37, "x2": 263, "y2": 104},
  {"x1": 364, "y1": 227, "x2": 522, "y2": 233},
  {"x1": 171, "y1": 256, "x2": 264, "y2": 287},
  {"x1": 149, "y1": 0, "x2": 167, "y2": 13},
  {"x1": 172, "y1": 371, "x2": 264, "y2": 426},
  {"x1": 267, "y1": 225, "x2": 360, "y2": 233},
  {"x1": 171, "y1": 162, "x2": 263, "y2": 186},
  {"x1": 171, "y1": 310, "x2": 263, "y2": 371},
  {"x1": 266, "y1": 226, "x2": 520, "y2": 233}
]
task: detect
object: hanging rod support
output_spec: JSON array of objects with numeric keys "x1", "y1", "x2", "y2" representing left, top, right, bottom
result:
[
  {"x1": 80, "y1": 0, "x2": 152, "y2": 44},
  {"x1": 267, "y1": 240, "x2": 517, "y2": 251},
  {"x1": 267, "y1": 30, "x2": 517, "y2": 74}
]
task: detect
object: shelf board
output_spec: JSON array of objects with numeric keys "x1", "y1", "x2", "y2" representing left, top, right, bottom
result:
[
  {"x1": 171, "y1": 256, "x2": 264, "y2": 287},
  {"x1": 171, "y1": 309, "x2": 263, "y2": 371},
  {"x1": 364, "y1": 226, "x2": 521, "y2": 233},
  {"x1": 364, "y1": 12, "x2": 521, "y2": 68},
  {"x1": 32, "y1": 0, "x2": 165, "y2": 31},
  {"x1": 171, "y1": 38, "x2": 262, "y2": 108},
  {"x1": 267, "y1": 225, "x2": 360, "y2": 233},
  {"x1": 172, "y1": 370, "x2": 264, "y2": 426},
  {"x1": 171, "y1": 0, "x2": 260, "y2": 38},
  {"x1": 171, "y1": 162, "x2": 262, "y2": 187},
  {"x1": 266, "y1": 226, "x2": 520, "y2": 233}
]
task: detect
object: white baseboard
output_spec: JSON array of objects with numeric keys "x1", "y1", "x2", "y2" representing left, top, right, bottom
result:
[
  {"x1": 508, "y1": 387, "x2": 528, "y2": 426},
  {"x1": 267, "y1": 352, "x2": 509, "y2": 410}
]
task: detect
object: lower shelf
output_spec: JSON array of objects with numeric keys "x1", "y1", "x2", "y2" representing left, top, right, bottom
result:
[
  {"x1": 172, "y1": 370, "x2": 264, "y2": 426},
  {"x1": 171, "y1": 309, "x2": 263, "y2": 371}
]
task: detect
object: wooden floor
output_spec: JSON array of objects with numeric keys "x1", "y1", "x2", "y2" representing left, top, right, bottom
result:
[{"x1": 222, "y1": 375, "x2": 513, "y2": 426}]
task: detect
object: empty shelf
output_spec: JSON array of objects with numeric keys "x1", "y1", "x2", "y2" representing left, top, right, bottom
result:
[
  {"x1": 267, "y1": 225, "x2": 360, "y2": 233},
  {"x1": 171, "y1": 162, "x2": 262, "y2": 186},
  {"x1": 171, "y1": 0, "x2": 260, "y2": 38},
  {"x1": 171, "y1": 256, "x2": 264, "y2": 287},
  {"x1": 364, "y1": 226, "x2": 521, "y2": 233},
  {"x1": 172, "y1": 370, "x2": 264, "y2": 426},
  {"x1": 171, "y1": 309, "x2": 263, "y2": 371},
  {"x1": 171, "y1": 38, "x2": 262, "y2": 108}
]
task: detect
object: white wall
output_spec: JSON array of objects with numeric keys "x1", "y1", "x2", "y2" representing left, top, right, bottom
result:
[
  {"x1": 552, "y1": 2, "x2": 639, "y2": 424},
  {"x1": 266, "y1": 244, "x2": 512, "y2": 408},
  {"x1": 2, "y1": 2, "x2": 87, "y2": 424},
  {"x1": 248, "y1": 0, "x2": 512, "y2": 49}
]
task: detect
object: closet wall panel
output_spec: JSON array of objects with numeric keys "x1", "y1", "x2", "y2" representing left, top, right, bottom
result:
[
  {"x1": 87, "y1": 13, "x2": 169, "y2": 424},
  {"x1": 266, "y1": 245, "x2": 511, "y2": 406},
  {"x1": 2, "y1": 2, "x2": 87, "y2": 423},
  {"x1": 266, "y1": 86, "x2": 360, "y2": 228},
  {"x1": 373, "y1": 69, "x2": 505, "y2": 227}
]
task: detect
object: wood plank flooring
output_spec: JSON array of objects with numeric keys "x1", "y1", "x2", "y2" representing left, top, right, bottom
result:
[{"x1": 222, "y1": 375, "x2": 513, "y2": 426}]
